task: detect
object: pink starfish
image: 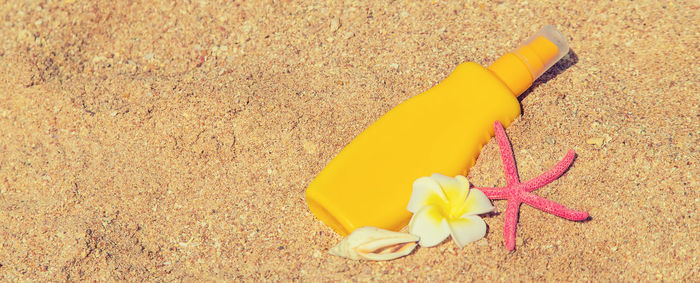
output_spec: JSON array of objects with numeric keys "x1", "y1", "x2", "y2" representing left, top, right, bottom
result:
[{"x1": 475, "y1": 122, "x2": 589, "y2": 251}]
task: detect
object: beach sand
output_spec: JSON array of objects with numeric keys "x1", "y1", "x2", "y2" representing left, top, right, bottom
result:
[{"x1": 0, "y1": 0, "x2": 697, "y2": 281}]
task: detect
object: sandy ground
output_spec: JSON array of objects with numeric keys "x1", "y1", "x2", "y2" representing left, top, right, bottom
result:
[{"x1": 0, "y1": 0, "x2": 697, "y2": 281}]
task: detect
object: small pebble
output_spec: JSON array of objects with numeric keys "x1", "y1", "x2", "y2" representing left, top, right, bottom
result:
[
  {"x1": 330, "y1": 18, "x2": 340, "y2": 32},
  {"x1": 303, "y1": 140, "x2": 318, "y2": 154},
  {"x1": 586, "y1": 137, "x2": 604, "y2": 146}
]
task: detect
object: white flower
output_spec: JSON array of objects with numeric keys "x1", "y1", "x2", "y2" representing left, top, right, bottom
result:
[{"x1": 407, "y1": 173, "x2": 494, "y2": 247}]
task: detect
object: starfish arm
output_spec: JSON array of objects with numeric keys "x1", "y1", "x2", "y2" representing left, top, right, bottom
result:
[
  {"x1": 522, "y1": 149, "x2": 576, "y2": 192},
  {"x1": 494, "y1": 122, "x2": 520, "y2": 186},
  {"x1": 474, "y1": 187, "x2": 510, "y2": 199},
  {"x1": 473, "y1": 188, "x2": 508, "y2": 199},
  {"x1": 520, "y1": 191, "x2": 589, "y2": 221},
  {"x1": 504, "y1": 198, "x2": 521, "y2": 251}
]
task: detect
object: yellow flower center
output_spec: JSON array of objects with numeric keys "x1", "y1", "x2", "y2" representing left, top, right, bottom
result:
[{"x1": 438, "y1": 192, "x2": 468, "y2": 220}]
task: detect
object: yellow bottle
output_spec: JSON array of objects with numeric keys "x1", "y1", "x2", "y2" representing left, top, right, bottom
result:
[{"x1": 306, "y1": 26, "x2": 570, "y2": 236}]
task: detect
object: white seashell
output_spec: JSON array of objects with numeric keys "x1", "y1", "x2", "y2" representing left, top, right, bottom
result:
[{"x1": 329, "y1": 226, "x2": 419, "y2": 260}]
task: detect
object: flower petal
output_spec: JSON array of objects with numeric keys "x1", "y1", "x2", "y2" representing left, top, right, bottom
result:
[
  {"x1": 407, "y1": 176, "x2": 446, "y2": 213},
  {"x1": 447, "y1": 215, "x2": 487, "y2": 248},
  {"x1": 462, "y1": 188, "x2": 495, "y2": 216},
  {"x1": 408, "y1": 205, "x2": 450, "y2": 247},
  {"x1": 454, "y1": 175, "x2": 470, "y2": 189},
  {"x1": 431, "y1": 173, "x2": 469, "y2": 202}
]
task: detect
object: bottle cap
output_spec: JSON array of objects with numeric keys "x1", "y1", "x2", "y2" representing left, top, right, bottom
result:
[{"x1": 487, "y1": 25, "x2": 570, "y2": 96}]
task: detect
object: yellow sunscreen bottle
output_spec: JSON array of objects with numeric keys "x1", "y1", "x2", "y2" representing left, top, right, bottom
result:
[{"x1": 306, "y1": 26, "x2": 570, "y2": 236}]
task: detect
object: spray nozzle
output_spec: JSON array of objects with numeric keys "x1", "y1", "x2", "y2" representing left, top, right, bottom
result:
[{"x1": 487, "y1": 25, "x2": 570, "y2": 96}]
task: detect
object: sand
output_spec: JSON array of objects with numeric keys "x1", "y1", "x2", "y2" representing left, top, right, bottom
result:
[{"x1": 0, "y1": 0, "x2": 697, "y2": 281}]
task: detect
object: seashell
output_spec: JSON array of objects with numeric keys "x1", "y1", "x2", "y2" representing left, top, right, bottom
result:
[{"x1": 329, "y1": 226, "x2": 419, "y2": 260}]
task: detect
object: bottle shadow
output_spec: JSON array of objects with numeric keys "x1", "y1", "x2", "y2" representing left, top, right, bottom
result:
[{"x1": 517, "y1": 49, "x2": 579, "y2": 114}]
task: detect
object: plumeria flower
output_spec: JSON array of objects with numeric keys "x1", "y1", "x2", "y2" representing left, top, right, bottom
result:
[{"x1": 407, "y1": 173, "x2": 495, "y2": 247}]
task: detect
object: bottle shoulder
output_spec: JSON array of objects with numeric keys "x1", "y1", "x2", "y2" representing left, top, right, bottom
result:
[
  {"x1": 452, "y1": 62, "x2": 496, "y2": 80},
  {"x1": 440, "y1": 62, "x2": 518, "y2": 99}
]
